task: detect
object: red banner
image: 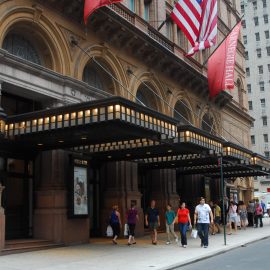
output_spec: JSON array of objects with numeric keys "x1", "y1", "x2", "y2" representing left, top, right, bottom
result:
[
  {"x1": 208, "y1": 22, "x2": 242, "y2": 97},
  {"x1": 84, "y1": 0, "x2": 123, "y2": 24}
]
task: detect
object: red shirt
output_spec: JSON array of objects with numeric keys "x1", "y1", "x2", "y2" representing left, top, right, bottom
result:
[{"x1": 177, "y1": 208, "x2": 190, "y2": 224}]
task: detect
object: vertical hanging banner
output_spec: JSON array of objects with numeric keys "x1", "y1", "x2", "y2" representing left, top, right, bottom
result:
[
  {"x1": 84, "y1": 0, "x2": 123, "y2": 24},
  {"x1": 207, "y1": 21, "x2": 242, "y2": 97}
]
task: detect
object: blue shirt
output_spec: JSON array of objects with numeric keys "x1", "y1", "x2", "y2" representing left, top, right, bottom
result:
[
  {"x1": 147, "y1": 207, "x2": 159, "y2": 223},
  {"x1": 165, "y1": 210, "x2": 176, "y2": 225}
]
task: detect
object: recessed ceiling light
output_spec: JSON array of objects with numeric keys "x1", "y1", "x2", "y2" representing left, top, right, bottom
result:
[
  {"x1": 168, "y1": 149, "x2": 173, "y2": 153},
  {"x1": 126, "y1": 154, "x2": 131, "y2": 157},
  {"x1": 37, "y1": 143, "x2": 43, "y2": 146},
  {"x1": 108, "y1": 155, "x2": 112, "y2": 159},
  {"x1": 81, "y1": 137, "x2": 87, "y2": 140},
  {"x1": 146, "y1": 152, "x2": 151, "y2": 155},
  {"x1": 58, "y1": 140, "x2": 64, "y2": 143}
]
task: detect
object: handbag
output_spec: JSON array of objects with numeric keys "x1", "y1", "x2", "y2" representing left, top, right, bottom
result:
[
  {"x1": 124, "y1": 223, "x2": 129, "y2": 237},
  {"x1": 191, "y1": 228, "x2": 198, "y2": 239},
  {"x1": 106, "y1": 225, "x2": 113, "y2": 237}
]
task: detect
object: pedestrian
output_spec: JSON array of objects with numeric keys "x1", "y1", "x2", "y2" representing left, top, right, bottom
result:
[
  {"x1": 227, "y1": 201, "x2": 238, "y2": 235},
  {"x1": 194, "y1": 197, "x2": 214, "y2": 248},
  {"x1": 261, "y1": 200, "x2": 266, "y2": 214},
  {"x1": 110, "y1": 205, "x2": 122, "y2": 244},
  {"x1": 238, "y1": 201, "x2": 247, "y2": 230},
  {"x1": 126, "y1": 202, "x2": 139, "y2": 246},
  {"x1": 213, "y1": 201, "x2": 221, "y2": 233},
  {"x1": 176, "y1": 201, "x2": 192, "y2": 248},
  {"x1": 164, "y1": 204, "x2": 178, "y2": 245},
  {"x1": 209, "y1": 201, "x2": 216, "y2": 235},
  {"x1": 145, "y1": 200, "x2": 160, "y2": 245},
  {"x1": 254, "y1": 199, "x2": 263, "y2": 228},
  {"x1": 247, "y1": 200, "x2": 255, "y2": 227}
]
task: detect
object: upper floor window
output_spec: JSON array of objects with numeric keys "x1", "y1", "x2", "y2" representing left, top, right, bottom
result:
[
  {"x1": 260, "y1": 81, "x2": 265, "y2": 91},
  {"x1": 248, "y1": 101, "x2": 253, "y2": 110},
  {"x1": 264, "y1": 133, "x2": 269, "y2": 143},
  {"x1": 265, "y1": 30, "x2": 270, "y2": 39},
  {"x1": 254, "y1": 17, "x2": 259, "y2": 26},
  {"x1": 268, "y1": 64, "x2": 270, "y2": 72},
  {"x1": 255, "y1": 32, "x2": 260, "y2": 41},
  {"x1": 243, "y1": 35, "x2": 247, "y2": 44},
  {"x1": 246, "y1": 67, "x2": 250, "y2": 76},
  {"x1": 266, "y1": 46, "x2": 270, "y2": 56},
  {"x1": 261, "y1": 98, "x2": 266, "y2": 108},
  {"x1": 3, "y1": 33, "x2": 41, "y2": 65},
  {"x1": 251, "y1": 135, "x2": 256, "y2": 145},
  {"x1": 263, "y1": 116, "x2": 268, "y2": 126},
  {"x1": 201, "y1": 113, "x2": 216, "y2": 135},
  {"x1": 263, "y1": 0, "x2": 267, "y2": 8},
  {"x1": 144, "y1": 0, "x2": 151, "y2": 21},
  {"x1": 129, "y1": 0, "x2": 135, "y2": 12},
  {"x1": 264, "y1": 14, "x2": 269, "y2": 24},
  {"x1": 258, "y1": 65, "x2": 264, "y2": 74},
  {"x1": 257, "y1": 48, "x2": 261, "y2": 58},
  {"x1": 252, "y1": 1, "x2": 257, "y2": 9},
  {"x1": 247, "y1": 84, "x2": 251, "y2": 93},
  {"x1": 245, "y1": 51, "x2": 249, "y2": 60},
  {"x1": 242, "y1": 20, "x2": 246, "y2": 28},
  {"x1": 241, "y1": 4, "x2": 245, "y2": 13},
  {"x1": 177, "y1": 28, "x2": 186, "y2": 49},
  {"x1": 265, "y1": 151, "x2": 270, "y2": 158}
]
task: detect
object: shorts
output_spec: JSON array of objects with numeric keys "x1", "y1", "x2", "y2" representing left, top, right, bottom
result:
[
  {"x1": 214, "y1": 216, "x2": 221, "y2": 224},
  {"x1": 149, "y1": 222, "x2": 158, "y2": 230},
  {"x1": 229, "y1": 216, "x2": 237, "y2": 223}
]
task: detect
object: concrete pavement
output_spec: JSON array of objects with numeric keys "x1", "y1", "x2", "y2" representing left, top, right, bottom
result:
[{"x1": 0, "y1": 218, "x2": 270, "y2": 270}]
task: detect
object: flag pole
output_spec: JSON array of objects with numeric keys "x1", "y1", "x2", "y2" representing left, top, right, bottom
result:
[
  {"x1": 202, "y1": 15, "x2": 244, "y2": 67},
  {"x1": 157, "y1": 17, "x2": 170, "y2": 31}
]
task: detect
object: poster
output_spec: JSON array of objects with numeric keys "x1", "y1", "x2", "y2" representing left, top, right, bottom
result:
[{"x1": 73, "y1": 166, "x2": 88, "y2": 215}]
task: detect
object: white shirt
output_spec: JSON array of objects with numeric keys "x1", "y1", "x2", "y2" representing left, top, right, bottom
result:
[{"x1": 195, "y1": 203, "x2": 211, "y2": 223}]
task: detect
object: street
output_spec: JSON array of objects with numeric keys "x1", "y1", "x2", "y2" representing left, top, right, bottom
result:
[{"x1": 175, "y1": 238, "x2": 270, "y2": 270}]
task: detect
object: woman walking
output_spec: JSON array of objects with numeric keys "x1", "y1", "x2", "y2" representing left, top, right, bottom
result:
[
  {"x1": 227, "y1": 201, "x2": 238, "y2": 235},
  {"x1": 126, "y1": 202, "x2": 139, "y2": 245},
  {"x1": 238, "y1": 201, "x2": 247, "y2": 230},
  {"x1": 110, "y1": 205, "x2": 122, "y2": 244},
  {"x1": 176, "y1": 201, "x2": 192, "y2": 248}
]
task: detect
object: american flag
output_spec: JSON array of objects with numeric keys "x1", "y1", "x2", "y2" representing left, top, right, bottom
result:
[{"x1": 171, "y1": 0, "x2": 217, "y2": 57}]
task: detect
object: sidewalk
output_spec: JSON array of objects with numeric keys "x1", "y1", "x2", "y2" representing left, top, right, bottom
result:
[{"x1": 1, "y1": 219, "x2": 270, "y2": 270}]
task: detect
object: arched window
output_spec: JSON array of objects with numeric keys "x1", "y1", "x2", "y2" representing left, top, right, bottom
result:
[
  {"x1": 202, "y1": 113, "x2": 216, "y2": 134},
  {"x1": 83, "y1": 65, "x2": 104, "y2": 90},
  {"x1": 174, "y1": 100, "x2": 191, "y2": 125},
  {"x1": 3, "y1": 33, "x2": 41, "y2": 65},
  {"x1": 136, "y1": 84, "x2": 158, "y2": 110},
  {"x1": 82, "y1": 61, "x2": 114, "y2": 94}
]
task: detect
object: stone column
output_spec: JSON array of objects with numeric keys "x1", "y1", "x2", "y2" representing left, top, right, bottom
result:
[
  {"x1": 100, "y1": 161, "x2": 144, "y2": 236},
  {"x1": 33, "y1": 150, "x2": 89, "y2": 244},
  {"x1": 0, "y1": 183, "x2": 5, "y2": 251}
]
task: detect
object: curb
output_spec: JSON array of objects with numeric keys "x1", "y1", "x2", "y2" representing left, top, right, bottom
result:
[{"x1": 162, "y1": 235, "x2": 270, "y2": 270}]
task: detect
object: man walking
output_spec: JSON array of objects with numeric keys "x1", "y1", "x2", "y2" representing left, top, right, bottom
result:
[
  {"x1": 145, "y1": 200, "x2": 160, "y2": 245},
  {"x1": 194, "y1": 197, "x2": 214, "y2": 248}
]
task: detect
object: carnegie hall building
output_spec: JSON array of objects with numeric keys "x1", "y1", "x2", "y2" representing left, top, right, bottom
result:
[{"x1": 0, "y1": 0, "x2": 269, "y2": 251}]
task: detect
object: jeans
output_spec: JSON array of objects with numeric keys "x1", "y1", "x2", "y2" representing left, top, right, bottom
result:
[
  {"x1": 247, "y1": 212, "x2": 254, "y2": 227},
  {"x1": 254, "y1": 214, "x2": 263, "y2": 227},
  {"x1": 178, "y1": 222, "x2": 189, "y2": 245},
  {"x1": 197, "y1": 223, "x2": 209, "y2": 246}
]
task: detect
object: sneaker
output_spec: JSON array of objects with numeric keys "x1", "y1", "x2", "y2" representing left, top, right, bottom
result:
[
  {"x1": 175, "y1": 237, "x2": 179, "y2": 243},
  {"x1": 183, "y1": 245, "x2": 187, "y2": 248},
  {"x1": 166, "y1": 241, "x2": 171, "y2": 245},
  {"x1": 204, "y1": 245, "x2": 208, "y2": 248}
]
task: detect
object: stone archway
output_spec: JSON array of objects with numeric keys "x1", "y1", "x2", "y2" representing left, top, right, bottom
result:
[
  {"x1": 173, "y1": 99, "x2": 194, "y2": 125},
  {"x1": 0, "y1": 7, "x2": 69, "y2": 74}
]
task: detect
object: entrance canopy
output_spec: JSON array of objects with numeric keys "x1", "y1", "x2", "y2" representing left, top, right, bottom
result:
[{"x1": 1, "y1": 96, "x2": 270, "y2": 178}]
